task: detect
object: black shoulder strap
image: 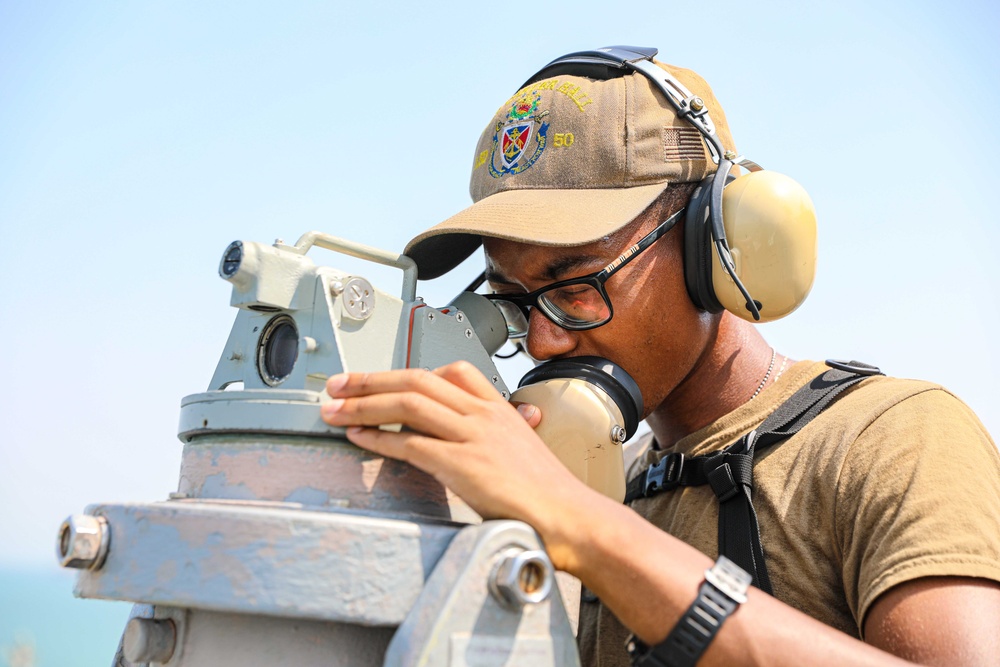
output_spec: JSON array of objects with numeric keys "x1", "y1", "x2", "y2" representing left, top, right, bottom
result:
[{"x1": 624, "y1": 360, "x2": 882, "y2": 594}]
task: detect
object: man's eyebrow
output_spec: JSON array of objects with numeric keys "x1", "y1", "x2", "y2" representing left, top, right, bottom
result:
[
  {"x1": 540, "y1": 254, "x2": 603, "y2": 281},
  {"x1": 485, "y1": 253, "x2": 604, "y2": 288},
  {"x1": 484, "y1": 268, "x2": 515, "y2": 285}
]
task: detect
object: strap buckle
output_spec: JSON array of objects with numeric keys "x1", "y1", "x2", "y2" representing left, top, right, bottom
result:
[{"x1": 644, "y1": 452, "x2": 685, "y2": 495}]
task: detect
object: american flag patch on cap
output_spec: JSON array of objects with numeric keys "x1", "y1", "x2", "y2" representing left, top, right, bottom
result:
[{"x1": 662, "y1": 126, "x2": 705, "y2": 162}]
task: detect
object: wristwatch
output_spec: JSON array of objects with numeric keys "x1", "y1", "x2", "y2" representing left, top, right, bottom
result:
[{"x1": 627, "y1": 556, "x2": 752, "y2": 667}]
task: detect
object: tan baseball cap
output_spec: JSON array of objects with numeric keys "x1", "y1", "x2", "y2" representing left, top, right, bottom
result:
[{"x1": 405, "y1": 59, "x2": 736, "y2": 280}]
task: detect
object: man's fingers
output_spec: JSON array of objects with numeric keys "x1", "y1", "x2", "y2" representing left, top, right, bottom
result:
[
  {"x1": 326, "y1": 363, "x2": 502, "y2": 412},
  {"x1": 432, "y1": 361, "x2": 508, "y2": 402},
  {"x1": 344, "y1": 426, "x2": 451, "y2": 475},
  {"x1": 322, "y1": 391, "x2": 466, "y2": 441},
  {"x1": 514, "y1": 402, "x2": 542, "y2": 429}
]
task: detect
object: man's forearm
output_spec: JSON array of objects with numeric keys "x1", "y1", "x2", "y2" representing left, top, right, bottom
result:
[{"x1": 549, "y1": 493, "x2": 911, "y2": 667}]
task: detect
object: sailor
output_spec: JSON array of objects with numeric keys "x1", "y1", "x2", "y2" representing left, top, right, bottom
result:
[{"x1": 321, "y1": 49, "x2": 1000, "y2": 666}]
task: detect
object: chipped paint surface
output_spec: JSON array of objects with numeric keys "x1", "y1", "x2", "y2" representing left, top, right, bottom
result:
[
  {"x1": 177, "y1": 434, "x2": 480, "y2": 523},
  {"x1": 76, "y1": 501, "x2": 459, "y2": 626},
  {"x1": 385, "y1": 521, "x2": 580, "y2": 667}
]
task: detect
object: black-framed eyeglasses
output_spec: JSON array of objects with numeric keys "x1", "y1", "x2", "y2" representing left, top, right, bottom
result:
[{"x1": 484, "y1": 207, "x2": 685, "y2": 338}]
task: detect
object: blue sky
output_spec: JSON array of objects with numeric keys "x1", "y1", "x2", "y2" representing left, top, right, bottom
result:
[{"x1": 0, "y1": 0, "x2": 997, "y2": 569}]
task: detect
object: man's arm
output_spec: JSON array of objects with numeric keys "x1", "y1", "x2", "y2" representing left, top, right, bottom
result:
[
  {"x1": 320, "y1": 362, "x2": 1000, "y2": 667},
  {"x1": 865, "y1": 577, "x2": 1000, "y2": 665}
]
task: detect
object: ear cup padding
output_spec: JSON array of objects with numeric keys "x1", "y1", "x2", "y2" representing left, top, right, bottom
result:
[{"x1": 683, "y1": 176, "x2": 724, "y2": 313}]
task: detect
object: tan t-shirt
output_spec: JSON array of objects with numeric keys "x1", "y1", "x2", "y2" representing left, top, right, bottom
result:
[{"x1": 578, "y1": 360, "x2": 1000, "y2": 667}]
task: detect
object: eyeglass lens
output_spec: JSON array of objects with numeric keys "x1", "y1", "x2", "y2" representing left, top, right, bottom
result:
[
  {"x1": 538, "y1": 284, "x2": 610, "y2": 326},
  {"x1": 493, "y1": 282, "x2": 610, "y2": 338}
]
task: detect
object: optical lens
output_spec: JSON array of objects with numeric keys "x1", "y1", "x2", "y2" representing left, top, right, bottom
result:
[
  {"x1": 258, "y1": 315, "x2": 299, "y2": 385},
  {"x1": 492, "y1": 300, "x2": 529, "y2": 339},
  {"x1": 538, "y1": 284, "x2": 610, "y2": 328}
]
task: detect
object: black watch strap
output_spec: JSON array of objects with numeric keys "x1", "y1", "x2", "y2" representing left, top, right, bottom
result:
[{"x1": 627, "y1": 556, "x2": 751, "y2": 667}]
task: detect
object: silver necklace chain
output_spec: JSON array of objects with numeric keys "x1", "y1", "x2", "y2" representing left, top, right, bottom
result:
[
  {"x1": 772, "y1": 354, "x2": 789, "y2": 386},
  {"x1": 750, "y1": 348, "x2": 777, "y2": 400}
]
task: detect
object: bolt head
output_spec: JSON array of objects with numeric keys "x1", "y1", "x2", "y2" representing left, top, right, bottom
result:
[
  {"x1": 690, "y1": 97, "x2": 705, "y2": 111},
  {"x1": 124, "y1": 618, "x2": 177, "y2": 663},
  {"x1": 57, "y1": 515, "x2": 109, "y2": 570},
  {"x1": 489, "y1": 548, "x2": 553, "y2": 610}
]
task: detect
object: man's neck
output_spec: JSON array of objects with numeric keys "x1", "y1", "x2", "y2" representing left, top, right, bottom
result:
[{"x1": 645, "y1": 314, "x2": 774, "y2": 449}]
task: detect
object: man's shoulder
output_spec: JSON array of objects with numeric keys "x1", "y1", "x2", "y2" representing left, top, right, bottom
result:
[
  {"x1": 625, "y1": 363, "x2": 995, "y2": 482},
  {"x1": 810, "y1": 369, "x2": 992, "y2": 449}
]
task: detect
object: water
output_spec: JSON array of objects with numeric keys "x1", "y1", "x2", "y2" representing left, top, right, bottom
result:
[{"x1": 0, "y1": 566, "x2": 131, "y2": 667}]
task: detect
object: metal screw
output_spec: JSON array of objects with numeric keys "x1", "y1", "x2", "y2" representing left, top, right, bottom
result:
[
  {"x1": 492, "y1": 375, "x2": 499, "y2": 384},
  {"x1": 465, "y1": 329, "x2": 473, "y2": 339},
  {"x1": 501, "y1": 390, "x2": 509, "y2": 399},
  {"x1": 690, "y1": 97, "x2": 705, "y2": 111},
  {"x1": 610, "y1": 425, "x2": 626, "y2": 444},
  {"x1": 330, "y1": 280, "x2": 344, "y2": 296},
  {"x1": 456, "y1": 312, "x2": 465, "y2": 323},
  {"x1": 427, "y1": 312, "x2": 436, "y2": 322},
  {"x1": 123, "y1": 618, "x2": 177, "y2": 664},
  {"x1": 56, "y1": 515, "x2": 110, "y2": 570},
  {"x1": 724, "y1": 149, "x2": 737, "y2": 160},
  {"x1": 489, "y1": 548, "x2": 554, "y2": 610}
]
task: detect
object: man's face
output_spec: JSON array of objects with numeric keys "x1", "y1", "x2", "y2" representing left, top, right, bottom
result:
[{"x1": 482, "y1": 208, "x2": 719, "y2": 418}]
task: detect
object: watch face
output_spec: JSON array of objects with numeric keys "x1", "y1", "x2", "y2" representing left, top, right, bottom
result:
[{"x1": 705, "y1": 555, "x2": 752, "y2": 604}]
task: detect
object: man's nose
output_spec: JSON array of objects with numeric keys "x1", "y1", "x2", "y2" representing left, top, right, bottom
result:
[{"x1": 524, "y1": 308, "x2": 577, "y2": 361}]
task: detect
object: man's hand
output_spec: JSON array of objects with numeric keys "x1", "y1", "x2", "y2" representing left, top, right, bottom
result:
[{"x1": 319, "y1": 360, "x2": 592, "y2": 569}]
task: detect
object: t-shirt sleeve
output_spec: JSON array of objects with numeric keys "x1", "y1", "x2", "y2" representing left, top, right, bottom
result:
[{"x1": 835, "y1": 387, "x2": 1000, "y2": 635}]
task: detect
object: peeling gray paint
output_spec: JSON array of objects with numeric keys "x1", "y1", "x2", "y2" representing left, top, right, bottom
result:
[
  {"x1": 77, "y1": 501, "x2": 459, "y2": 626},
  {"x1": 283, "y1": 486, "x2": 330, "y2": 507}
]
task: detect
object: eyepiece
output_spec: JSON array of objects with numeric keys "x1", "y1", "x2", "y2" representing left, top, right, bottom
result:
[
  {"x1": 220, "y1": 241, "x2": 244, "y2": 278},
  {"x1": 519, "y1": 356, "x2": 642, "y2": 439}
]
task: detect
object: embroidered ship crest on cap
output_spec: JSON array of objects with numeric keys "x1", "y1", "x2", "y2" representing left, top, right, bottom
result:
[{"x1": 489, "y1": 90, "x2": 549, "y2": 178}]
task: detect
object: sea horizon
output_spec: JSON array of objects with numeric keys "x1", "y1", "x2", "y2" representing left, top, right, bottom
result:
[{"x1": 0, "y1": 564, "x2": 131, "y2": 667}]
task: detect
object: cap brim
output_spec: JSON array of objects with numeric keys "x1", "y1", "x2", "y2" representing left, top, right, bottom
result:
[{"x1": 405, "y1": 183, "x2": 669, "y2": 280}]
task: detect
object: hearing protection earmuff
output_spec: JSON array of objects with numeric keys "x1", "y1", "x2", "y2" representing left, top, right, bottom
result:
[{"x1": 522, "y1": 46, "x2": 817, "y2": 323}]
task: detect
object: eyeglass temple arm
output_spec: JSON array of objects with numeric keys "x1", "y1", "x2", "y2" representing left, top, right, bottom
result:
[
  {"x1": 597, "y1": 208, "x2": 685, "y2": 279},
  {"x1": 464, "y1": 271, "x2": 487, "y2": 293}
]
